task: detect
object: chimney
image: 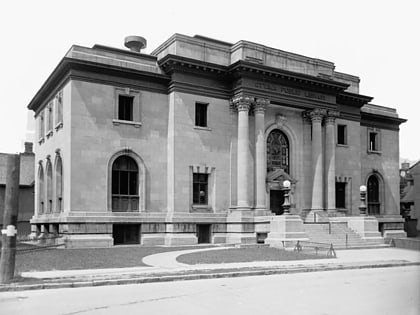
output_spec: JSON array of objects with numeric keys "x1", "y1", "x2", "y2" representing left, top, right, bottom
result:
[
  {"x1": 124, "y1": 36, "x2": 147, "y2": 53},
  {"x1": 24, "y1": 142, "x2": 33, "y2": 154},
  {"x1": 401, "y1": 162, "x2": 410, "y2": 170}
]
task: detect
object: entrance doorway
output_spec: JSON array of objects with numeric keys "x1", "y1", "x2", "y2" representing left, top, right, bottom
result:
[
  {"x1": 270, "y1": 190, "x2": 284, "y2": 215},
  {"x1": 113, "y1": 224, "x2": 140, "y2": 245},
  {"x1": 367, "y1": 175, "x2": 380, "y2": 215},
  {"x1": 196, "y1": 224, "x2": 211, "y2": 244}
]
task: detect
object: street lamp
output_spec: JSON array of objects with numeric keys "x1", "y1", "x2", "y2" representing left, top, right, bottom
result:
[
  {"x1": 359, "y1": 185, "x2": 367, "y2": 216},
  {"x1": 282, "y1": 180, "x2": 291, "y2": 215}
]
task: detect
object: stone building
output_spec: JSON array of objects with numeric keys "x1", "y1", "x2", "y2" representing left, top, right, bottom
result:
[
  {"x1": 0, "y1": 142, "x2": 35, "y2": 235},
  {"x1": 400, "y1": 161, "x2": 420, "y2": 236},
  {"x1": 27, "y1": 34, "x2": 406, "y2": 247}
]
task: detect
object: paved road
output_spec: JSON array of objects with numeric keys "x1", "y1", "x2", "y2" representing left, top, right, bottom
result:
[{"x1": 1, "y1": 266, "x2": 419, "y2": 315}]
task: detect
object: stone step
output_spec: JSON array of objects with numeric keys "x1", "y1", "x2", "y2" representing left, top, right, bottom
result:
[{"x1": 303, "y1": 222, "x2": 385, "y2": 248}]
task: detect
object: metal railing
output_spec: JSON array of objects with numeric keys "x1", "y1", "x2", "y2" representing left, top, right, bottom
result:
[{"x1": 294, "y1": 240, "x2": 336, "y2": 258}]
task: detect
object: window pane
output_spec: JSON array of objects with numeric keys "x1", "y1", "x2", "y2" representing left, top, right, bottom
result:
[
  {"x1": 335, "y1": 182, "x2": 346, "y2": 208},
  {"x1": 195, "y1": 103, "x2": 207, "y2": 127},
  {"x1": 120, "y1": 171, "x2": 129, "y2": 195},
  {"x1": 193, "y1": 173, "x2": 209, "y2": 204},
  {"x1": 112, "y1": 170, "x2": 119, "y2": 194},
  {"x1": 118, "y1": 95, "x2": 134, "y2": 121},
  {"x1": 129, "y1": 172, "x2": 137, "y2": 195},
  {"x1": 337, "y1": 125, "x2": 346, "y2": 145}
]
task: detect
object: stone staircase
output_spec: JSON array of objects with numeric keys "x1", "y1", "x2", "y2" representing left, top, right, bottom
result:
[{"x1": 303, "y1": 222, "x2": 387, "y2": 249}]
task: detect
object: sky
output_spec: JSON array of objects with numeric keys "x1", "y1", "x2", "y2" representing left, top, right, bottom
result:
[{"x1": 1, "y1": 0, "x2": 419, "y2": 162}]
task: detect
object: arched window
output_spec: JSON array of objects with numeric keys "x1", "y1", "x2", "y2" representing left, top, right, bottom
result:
[
  {"x1": 46, "y1": 160, "x2": 53, "y2": 213},
  {"x1": 112, "y1": 155, "x2": 139, "y2": 212},
  {"x1": 55, "y1": 156, "x2": 63, "y2": 212},
  {"x1": 38, "y1": 165, "x2": 44, "y2": 214},
  {"x1": 267, "y1": 129, "x2": 289, "y2": 173},
  {"x1": 367, "y1": 175, "x2": 380, "y2": 215}
]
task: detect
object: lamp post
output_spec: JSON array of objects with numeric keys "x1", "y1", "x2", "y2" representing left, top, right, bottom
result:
[
  {"x1": 282, "y1": 180, "x2": 291, "y2": 215},
  {"x1": 359, "y1": 185, "x2": 367, "y2": 216}
]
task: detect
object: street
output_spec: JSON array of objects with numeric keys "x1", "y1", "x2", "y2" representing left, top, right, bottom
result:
[{"x1": 1, "y1": 266, "x2": 419, "y2": 315}]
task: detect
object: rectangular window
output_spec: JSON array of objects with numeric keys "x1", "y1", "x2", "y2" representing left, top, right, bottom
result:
[
  {"x1": 193, "y1": 173, "x2": 208, "y2": 205},
  {"x1": 336, "y1": 182, "x2": 346, "y2": 208},
  {"x1": 368, "y1": 129, "x2": 381, "y2": 152},
  {"x1": 337, "y1": 125, "x2": 347, "y2": 145},
  {"x1": 118, "y1": 95, "x2": 134, "y2": 121},
  {"x1": 39, "y1": 112, "x2": 45, "y2": 140},
  {"x1": 55, "y1": 91, "x2": 63, "y2": 128},
  {"x1": 47, "y1": 103, "x2": 53, "y2": 134},
  {"x1": 195, "y1": 102, "x2": 208, "y2": 127}
]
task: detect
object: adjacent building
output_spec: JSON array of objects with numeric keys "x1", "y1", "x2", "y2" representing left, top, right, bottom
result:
[
  {"x1": 27, "y1": 34, "x2": 406, "y2": 247},
  {"x1": 0, "y1": 142, "x2": 35, "y2": 235}
]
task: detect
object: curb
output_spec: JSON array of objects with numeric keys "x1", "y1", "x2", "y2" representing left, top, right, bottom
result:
[{"x1": 1, "y1": 261, "x2": 419, "y2": 292}]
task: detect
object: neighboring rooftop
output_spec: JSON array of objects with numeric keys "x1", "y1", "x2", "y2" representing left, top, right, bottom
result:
[{"x1": 0, "y1": 143, "x2": 34, "y2": 186}]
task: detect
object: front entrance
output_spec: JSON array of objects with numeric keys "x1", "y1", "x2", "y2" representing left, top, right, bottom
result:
[{"x1": 270, "y1": 190, "x2": 284, "y2": 215}]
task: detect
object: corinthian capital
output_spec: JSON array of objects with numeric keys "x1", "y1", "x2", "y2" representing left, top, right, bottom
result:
[
  {"x1": 325, "y1": 110, "x2": 340, "y2": 125},
  {"x1": 306, "y1": 108, "x2": 327, "y2": 123},
  {"x1": 254, "y1": 98, "x2": 270, "y2": 113},
  {"x1": 230, "y1": 93, "x2": 254, "y2": 111}
]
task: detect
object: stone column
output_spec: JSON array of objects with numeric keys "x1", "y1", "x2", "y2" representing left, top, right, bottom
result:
[
  {"x1": 325, "y1": 111, "x2": 339, "y2": 213},
  {"x1": 232, "y1": 94, "x2": 252, "y2": 209},
  {"x1": 254, "y1": 98, "x2": 269, "y2": 211},
  {"x1": 309, "y1": 109, "x2": 326, "y2": 210}
]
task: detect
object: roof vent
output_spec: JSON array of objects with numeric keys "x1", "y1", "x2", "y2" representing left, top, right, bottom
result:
[{"x1": 124, "y1": 36, "x2": 147, "y2": 53}]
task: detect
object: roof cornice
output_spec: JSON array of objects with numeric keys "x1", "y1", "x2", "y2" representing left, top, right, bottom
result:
[{"x1": 27, "y1": 57, "x2": 170, "y2": 113}]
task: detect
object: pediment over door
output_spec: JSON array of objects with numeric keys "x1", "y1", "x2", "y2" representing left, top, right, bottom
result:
[{"x1": 266, "y1": 168, "x2": 297, "y2": 191}]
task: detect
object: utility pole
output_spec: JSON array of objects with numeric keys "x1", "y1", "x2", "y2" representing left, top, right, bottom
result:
[{"x1": 0, "y1": 154, "x2": 20, "y2": 284}]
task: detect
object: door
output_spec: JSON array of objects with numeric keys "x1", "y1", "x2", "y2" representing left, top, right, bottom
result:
[
  {"x1": 197, "y1": 224, "x2": 211, "y2": 244},
  {"x1": 270, "y1": 190, "x2": 284, "y2": 215}
]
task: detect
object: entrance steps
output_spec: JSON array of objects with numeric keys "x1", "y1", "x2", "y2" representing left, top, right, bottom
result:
[{"x1": 303, "y1": 222, "x2": 387, "y2": 249}]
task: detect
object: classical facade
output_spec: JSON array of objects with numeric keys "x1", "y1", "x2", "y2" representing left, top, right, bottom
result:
[{"x1": 28, "y1": 34, "x2": 406, "y2": 247}]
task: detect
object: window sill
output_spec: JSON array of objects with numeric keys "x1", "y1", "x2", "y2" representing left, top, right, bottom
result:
[
  {"x1": 113, "y1": 119, "x2": 142, "y2": 128},
  {"x1": 193, "y1": 126, "x2": 212, "y2": 131},
  {"x1": 336, "y1": 144, "x2": 348, "y2": 148},
  {"x1": 367, "y1": 150, "x2": 382, "y2": 155},
  {"x1": 191, "y1": 204, "x2": 212, "y2": 212},
  {"x1": 55, "y1": 122, "x2": 63, "y2": 131}
]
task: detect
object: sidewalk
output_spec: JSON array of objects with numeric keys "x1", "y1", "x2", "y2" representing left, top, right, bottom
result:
[{"x1": 1, "y1": 247, "x2": 419, "y2": 292}]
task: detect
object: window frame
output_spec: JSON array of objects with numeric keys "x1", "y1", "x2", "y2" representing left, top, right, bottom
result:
[
  {"x1": 113, "y1": 88, "x2": 142, "y2": 127},
  {"x1": 193, "y1": 173, "x2": 209, "y2": 205},
  {"x1": 195, "y1": 102, "x2": 208, "y2": 128},
  {"x1": 367, "y1": 128, "x2": 381, "y2": 153},
  {"x1": 337, "y1": 124, "x2": 347, "y2": 146},
  {"x1": 111, "y1": 155, "x2": 139, "y2": 212},
  {"x1": 107, "y1": 150, "x2": 146, "y2": 213},
  {"x1": 55, "y1": 90, "x2": 63, "y2": 131},
  {"x1": 190, "y1": 166, "x2": 215, "y2": 212}
]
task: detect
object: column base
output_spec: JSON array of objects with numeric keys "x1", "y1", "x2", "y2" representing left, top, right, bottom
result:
[
  {"x1": 265, "y1": 215, "x2": 309, "y2": 249},
  {"x1": 226, "y1": 209, "x2": 255, "y2": 244},
  {"x1": 347, "y1": 216, "x2": 383, "y2": 240}
]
